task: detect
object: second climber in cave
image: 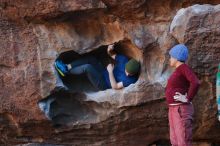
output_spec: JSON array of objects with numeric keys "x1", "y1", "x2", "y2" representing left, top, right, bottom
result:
[{"x1": 54, "y1": 44, "x2": 140, "y2": 91}]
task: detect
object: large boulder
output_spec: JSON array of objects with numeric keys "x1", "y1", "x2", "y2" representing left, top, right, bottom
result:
[
  {"x1": 170, "y1": 4, "x2": 220, "y2": 75},
  {"x1": 0, "y1": 0, "x2": 106, "y2": 22},
  {"x1": 0, "y1": 0, "x2": 220, "y2": 145}
]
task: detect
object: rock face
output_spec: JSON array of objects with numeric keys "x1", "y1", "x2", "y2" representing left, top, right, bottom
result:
[
  {"x1": 0, "y1": 0, "x2": 220, "y2": 145},
  {"x1": 170, "y1": 4, "x2": 220, "y2": 76}
]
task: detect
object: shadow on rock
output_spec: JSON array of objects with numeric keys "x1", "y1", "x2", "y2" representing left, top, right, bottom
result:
[{"x1": 38, "y1": 90, "x2": 97, "y2": 126}]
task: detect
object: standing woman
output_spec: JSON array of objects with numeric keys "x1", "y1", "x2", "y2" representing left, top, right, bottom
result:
[{"x1": 165, "y1": 44, "x2": 200, "y2": 146}]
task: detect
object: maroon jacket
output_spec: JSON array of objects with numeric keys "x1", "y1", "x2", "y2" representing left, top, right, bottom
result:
[{"x1": 165, "y1": 64, "x2": 200, "y2": 104}]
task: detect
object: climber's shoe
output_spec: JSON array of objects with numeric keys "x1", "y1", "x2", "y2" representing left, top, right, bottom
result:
[{"x1": 54, "y1": 60, "x2": 68, "y2": 77}]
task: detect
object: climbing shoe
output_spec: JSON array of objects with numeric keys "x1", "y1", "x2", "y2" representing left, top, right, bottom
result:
[{"x1": 54, "y1": 60, "x2": 68, "y2": 77}]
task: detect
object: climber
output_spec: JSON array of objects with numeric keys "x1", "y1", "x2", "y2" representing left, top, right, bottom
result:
[
  {"x1": 165, "y1": 44, "x2": 200, "y2": 146},
  {"x1": 54, "y1": 44, "x2": 140, "y2": 91}
]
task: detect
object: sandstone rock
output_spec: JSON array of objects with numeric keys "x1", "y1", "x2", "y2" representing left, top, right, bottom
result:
[
  {"x1": 170, "y1": 4, "x2": 220, "y2": 76},
  {"x1": 0, "y1": 21, "x2": 44, "y2": 123},
  {"x1": 0, "y1": 0, "x2": 106, "y2": 22},
  {"x1": 0, "y1": 0, "x2": 220, "y2": 145},
  {"x1": 170, "y1": 4, "x2": 220, "y2": 43}
]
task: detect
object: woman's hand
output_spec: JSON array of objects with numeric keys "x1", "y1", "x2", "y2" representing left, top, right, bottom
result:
[{"x1": 173, "y1": 92, "x2": 188, "y2": 103}]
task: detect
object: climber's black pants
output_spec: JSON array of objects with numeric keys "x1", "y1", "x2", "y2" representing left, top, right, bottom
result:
[{"x1": 68, "y1": 56, "x2": 108, "y2": 90}]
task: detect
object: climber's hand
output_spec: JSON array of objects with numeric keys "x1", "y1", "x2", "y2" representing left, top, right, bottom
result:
[
  {"x1": 107, "y1": 44, "x2": 116, "y2": 59},
  {"x1": 107, "y1": 44, "x2": 114, "y2": 54}
]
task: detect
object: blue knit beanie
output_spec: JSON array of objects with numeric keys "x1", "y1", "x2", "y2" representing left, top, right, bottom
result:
[{"x1": 169, "y1": 44, "x2": 189, "y2": 61}]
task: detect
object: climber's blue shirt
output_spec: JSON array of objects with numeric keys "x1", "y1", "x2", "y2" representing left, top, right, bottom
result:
[{"x1": 103, "y1": 54, "x2": 138, "y2": 89}]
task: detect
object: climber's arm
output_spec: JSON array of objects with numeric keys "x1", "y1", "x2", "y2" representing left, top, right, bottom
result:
[{"x1": 107, "y1": 64, "x2": 124, "y2": 90}]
